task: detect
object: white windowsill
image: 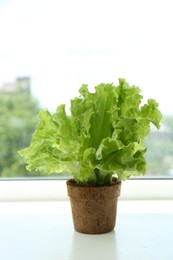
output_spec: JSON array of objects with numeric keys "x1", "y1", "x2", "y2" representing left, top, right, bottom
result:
[{"x1": 0, "y1": 200, "x2": 173, "y2": 260}]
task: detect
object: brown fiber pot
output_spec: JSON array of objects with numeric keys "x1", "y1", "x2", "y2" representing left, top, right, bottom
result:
[{"x1": 66, "y1": 178, "x2": 121, "y2": 234}]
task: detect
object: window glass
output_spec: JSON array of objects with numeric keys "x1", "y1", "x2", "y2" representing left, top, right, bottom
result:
[{"x1": 0, "y1": 0, "x2": 173, "y2": 179}]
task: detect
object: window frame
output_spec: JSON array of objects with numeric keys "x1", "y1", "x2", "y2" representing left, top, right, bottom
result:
[{"x1": 0, "y1": 178, "x2": 172, "y2": 202}]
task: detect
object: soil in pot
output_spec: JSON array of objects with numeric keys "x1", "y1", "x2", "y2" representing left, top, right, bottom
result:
[{"x1": 66, "y1": 178, "x2": 121, "y2": 234}]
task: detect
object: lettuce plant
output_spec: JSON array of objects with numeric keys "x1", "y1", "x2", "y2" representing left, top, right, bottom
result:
[{"x1": 19, "y1": 79, "x2": 162, "y2": 185}]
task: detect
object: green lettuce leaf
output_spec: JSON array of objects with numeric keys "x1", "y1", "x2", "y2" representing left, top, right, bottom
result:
[{"x1": 19, "y1": 78, "x2": 162, "y2": 184}]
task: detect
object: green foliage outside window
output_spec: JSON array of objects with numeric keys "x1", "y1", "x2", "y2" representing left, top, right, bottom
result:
[
  {"x1": 144, "y1": 115, "x2": 173, "y2": 177},
  {"x1": 0, "y1": 89, "x2": 40, "y2": 177}
]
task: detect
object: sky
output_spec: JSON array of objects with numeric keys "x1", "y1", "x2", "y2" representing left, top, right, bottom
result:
[{"x1": 0, "y1": 0, "x2": 173, "y2": 115}]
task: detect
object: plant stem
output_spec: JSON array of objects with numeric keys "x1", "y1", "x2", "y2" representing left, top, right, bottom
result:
[{"x1": 94, "y1": 168, "x2": 113, "y2": 185}]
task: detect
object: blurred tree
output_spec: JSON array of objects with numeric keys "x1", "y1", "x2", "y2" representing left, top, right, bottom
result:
[
  {"x1": 144, "y1": 115, "x2": 173, "y2": 177},
  {"x1": 0, "y1": 90, "x2": 41, "y2": 177}
]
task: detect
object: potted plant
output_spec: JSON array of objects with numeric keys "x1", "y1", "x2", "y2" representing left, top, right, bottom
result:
[{"x1": 19, "y1": 78, "x2": 162, "y2": 234}]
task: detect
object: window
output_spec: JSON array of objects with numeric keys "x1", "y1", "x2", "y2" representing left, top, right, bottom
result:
[{"x1": 0, "y1": 0, "x2": 173, "y2": 180}]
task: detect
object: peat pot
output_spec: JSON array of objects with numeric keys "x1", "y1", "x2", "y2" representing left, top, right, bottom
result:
[{"x1": 66, "y1": 178, "x2": 121, "y2": 234}]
